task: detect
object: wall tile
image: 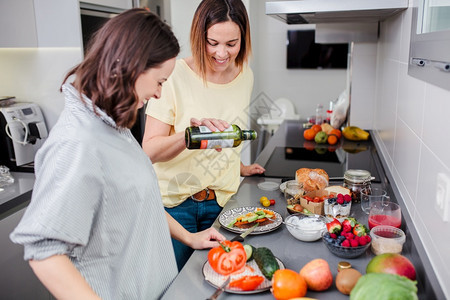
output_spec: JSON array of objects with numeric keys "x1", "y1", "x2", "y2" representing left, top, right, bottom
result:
[
  {"x1": 399, "y1": 8, "x2": 413, "y2": 64},
  {"x1": 397, "y1": 63, "x2": 426, "y2": 136},
  {"x1": 415, "y1": 145, "x2": 450, "y2": 297},
  {"x1": 422, "y1": 84, "x2": 450, "y2": 169},
  {"x1": 393, "y1": 118, "x2": 421, "y2": 207},
  {"x1": 375, "y1": 59, "x2": 399, "y2": 160}
]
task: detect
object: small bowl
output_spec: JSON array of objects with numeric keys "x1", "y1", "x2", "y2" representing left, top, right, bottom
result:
[
  {"x1": 284, "y1": 213, "x2": 327, "y2": 242},
  {"x1": 370, "y1": 225, "x2": 405, "y2": 255},
  {"x1": 322, "y1": 233, "x2": 371, "y2": 258}
]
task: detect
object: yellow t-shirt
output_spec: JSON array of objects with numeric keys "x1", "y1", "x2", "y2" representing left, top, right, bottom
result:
[{"x1": 146, "y1": 59, "x2": 254, "y2": 207}]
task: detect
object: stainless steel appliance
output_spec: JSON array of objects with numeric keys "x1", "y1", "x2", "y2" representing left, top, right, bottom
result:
[
  {"x1": 0, "y1": 103, "x2": 48, "y2": 172},
  {"x1": 79, "y1": 2, "x2": 146, "y2": 144}
]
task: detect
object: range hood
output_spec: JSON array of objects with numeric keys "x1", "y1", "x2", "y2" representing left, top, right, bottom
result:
[{"x1": 265, "y1": 0, "x2": 408, "y2": 24}]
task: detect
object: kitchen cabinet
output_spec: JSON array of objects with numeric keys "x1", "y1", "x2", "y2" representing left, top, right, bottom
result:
[
  {"x1": 81, "y1": 0, "x2": 133, "y2": 10},
  {"x1": 0, "y1": 206, "x2": 52, "y2": 300},
  {"x1": 0, "y1": 0, "x2": 82, "y2": 48}
]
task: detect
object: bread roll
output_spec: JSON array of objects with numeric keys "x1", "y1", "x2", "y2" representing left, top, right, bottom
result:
[
  {"x1": 325, "y1": 185, "x2": 351, "y2": 195},
  {"x1": 295, "y1": 168, "x2": 329, "y2": 192}
]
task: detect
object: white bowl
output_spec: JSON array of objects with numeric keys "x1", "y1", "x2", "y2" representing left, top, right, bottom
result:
[
  {"x1": 284, "y1": 213, "x2": 327, "y2": 242},
  {"x1": 370, "y1": 225, "x2": 405, "y2": 255}
]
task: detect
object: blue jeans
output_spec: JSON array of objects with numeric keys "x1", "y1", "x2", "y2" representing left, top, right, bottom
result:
[{"x1": 165, "y1": 197, "x2": 222, "y2": 271}]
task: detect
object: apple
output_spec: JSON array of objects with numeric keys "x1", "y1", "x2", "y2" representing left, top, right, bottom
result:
[
  {"x1": 299, "y1": 258, "x2": 333, "y2": 291},
  {"x1": 366, "y1": 253, "x2": 416, "y2": 281}
]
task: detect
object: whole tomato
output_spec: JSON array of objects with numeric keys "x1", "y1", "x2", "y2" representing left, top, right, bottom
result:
[{"x1": 208, "y1": 241, "x2": 247, "y2": 275}]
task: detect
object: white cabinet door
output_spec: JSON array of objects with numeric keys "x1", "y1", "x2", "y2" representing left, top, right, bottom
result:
[
  {"x1": 0, "y1": 0, "x2": 82, "y2": 48},
  {"x1": 81, "y1": 0, "x2": 133, "y2": 10},
  {"x1": 0, "y1": 0, "x2": 38, "y2": 47}
]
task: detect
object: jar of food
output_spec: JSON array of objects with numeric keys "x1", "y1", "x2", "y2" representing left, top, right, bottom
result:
[
  {"x1": 343, "y1": 169, "x2": 372, "y2": 203},
  {"x1": 337, "y1": 261, "x2": 352, "y2": 272}
]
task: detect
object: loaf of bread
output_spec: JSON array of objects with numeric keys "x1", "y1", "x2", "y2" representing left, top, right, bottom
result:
[
  {"x1": 295, "y1": 168, "x2": 329, "y2": 192},
  {"x1": 324, "y1": 185, "x2": 351, "y2": 195}
]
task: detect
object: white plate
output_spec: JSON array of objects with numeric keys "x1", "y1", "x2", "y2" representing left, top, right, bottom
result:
[
  {"x1": 202, "y1": 257, "x2": 285, "y2": 294},
  {"x1": 257, "y1": 181, "x2": 279, "y2": 191},
  {"x1": 218, "y1": 206, "x2": 283, "y2": 234},
  {"x1": 279, "y1": 180, "x2": 297, "y2": 193}
]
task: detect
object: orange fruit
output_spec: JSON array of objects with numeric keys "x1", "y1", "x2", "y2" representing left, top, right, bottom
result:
[
  {"x1": 311, "y1": 124, "x2": 322, "y2": 134},
  {"x1": 327, "y1": 134, "x2": 338, "y2": 145},
  {"x1": 271, "y1": 269, "x2": 307, "y2": 300},
  {"x1": 329, "y1": 128, "x2": 342, "y2": 139},
  {"x1": 303, "y1": 129, "x2": 316, "y2": 141}
]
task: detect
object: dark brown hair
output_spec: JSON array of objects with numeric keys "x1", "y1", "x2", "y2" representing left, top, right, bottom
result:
[
  {"x1": 62, "y1": 8, "x2": 180, "y2": 128},
  {"x1": 190, "y1": 0, "x2": 252, "y2": 82}
]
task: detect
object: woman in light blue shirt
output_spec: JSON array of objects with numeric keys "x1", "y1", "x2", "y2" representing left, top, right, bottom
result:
[{"x1": 10, "y1": 9, "x2": 225, "y2": 300}]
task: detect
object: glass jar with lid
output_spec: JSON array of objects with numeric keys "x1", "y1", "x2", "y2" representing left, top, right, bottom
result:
[{"x1": 343, "y1": 169, "x2": 372, "y2": 203}]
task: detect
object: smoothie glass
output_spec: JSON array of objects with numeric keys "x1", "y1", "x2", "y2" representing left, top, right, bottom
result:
[{"x1": 368, "y1": 201, "x2": 401, "y2": 230}]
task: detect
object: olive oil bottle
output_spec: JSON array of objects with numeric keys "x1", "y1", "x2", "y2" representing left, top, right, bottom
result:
[{"x1": 185, "y1": 124, "x2": 257, "y2": 149}]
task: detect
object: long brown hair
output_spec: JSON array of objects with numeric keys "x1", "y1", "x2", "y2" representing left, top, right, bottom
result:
[
  {"x1": 190, "y1": 0, "x2": 252, "y2": 82},
  {"x1": 62, "y1": 8, "x2": 180, "y2": 128}
]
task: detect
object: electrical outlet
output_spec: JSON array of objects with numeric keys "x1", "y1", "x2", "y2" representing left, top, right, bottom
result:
[{"x1": 435, "y1": 172, "x2": 450, "y2": 222}]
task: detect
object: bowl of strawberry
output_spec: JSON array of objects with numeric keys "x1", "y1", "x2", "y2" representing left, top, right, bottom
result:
[{"x1": 322, "y1": 217, "x2": 371, "y2": 259}]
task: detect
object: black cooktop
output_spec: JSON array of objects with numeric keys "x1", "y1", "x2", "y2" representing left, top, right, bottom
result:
[{"x1": 263, "y1": 145, "x2": 381, "y2": 183}]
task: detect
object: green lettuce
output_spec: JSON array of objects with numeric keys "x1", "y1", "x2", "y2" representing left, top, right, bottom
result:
[{"x1": 350, "y1": 273, "x2": 418, "y2": 300}]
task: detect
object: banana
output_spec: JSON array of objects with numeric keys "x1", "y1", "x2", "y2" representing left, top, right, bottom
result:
[{"x1": 342, "y1": 126, "x2": 370, "y2": 141}]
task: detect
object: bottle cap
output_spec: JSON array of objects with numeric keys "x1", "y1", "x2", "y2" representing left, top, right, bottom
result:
[{"x1": 337, "y1": 261, "x2": 352, "y2": 272}]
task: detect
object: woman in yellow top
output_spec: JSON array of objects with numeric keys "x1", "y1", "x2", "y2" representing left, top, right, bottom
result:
[{"x1": 142, "y1": 0, "x2": 265, "y2": 270}]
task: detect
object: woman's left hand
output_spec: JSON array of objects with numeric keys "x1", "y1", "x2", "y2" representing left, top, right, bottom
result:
[
  {"x1": 240, "y1": 163, "x2": 265, "y2": 176},
  {"x1": 189, "y1": 227, "x2": 226, "y2": 250}
]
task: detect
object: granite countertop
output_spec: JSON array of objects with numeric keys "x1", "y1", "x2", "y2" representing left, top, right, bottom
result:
[
  {"x1": 162, "y1": 120, "x2": 443, "y2": 299},
  {"x1": 0, "y1": 172, "x2": 34, "y2": 219}
]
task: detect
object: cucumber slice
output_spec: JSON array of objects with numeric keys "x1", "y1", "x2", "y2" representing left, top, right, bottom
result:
[{"x1": 243, "y1": 244, "x2": 255, "y2": 262}]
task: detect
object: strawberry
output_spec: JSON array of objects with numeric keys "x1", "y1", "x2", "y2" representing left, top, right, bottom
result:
[
  {"x1": 342, "y1": 224, "x2": 352, "y2": 232},
  {"x1": 342, "y1": 217, "x2": 357, "y2": 228},
  {"x1": 350, "y1": 239, "x2": 359, "y2": 247},
  {"x1": 353, "y1": 223, "x2": 368, "y2": 237},
  {"x1": 326, "y1": 218, "x2": 342, "y2": 234}
]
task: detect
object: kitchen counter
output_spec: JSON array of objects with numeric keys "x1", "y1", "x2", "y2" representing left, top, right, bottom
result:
[
  {"x1": 162, "y1": 120, "x2": 443, "y2": 299},
  {"x1": 0, "y1": 121, "x2": 443, "y2": 298},
  {"x1": 0, "y1": 172, "x2": 34, "y2": 220}
]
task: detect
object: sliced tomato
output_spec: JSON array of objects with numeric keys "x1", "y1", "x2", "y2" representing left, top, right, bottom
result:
[
  {"x1": 208, "y1": 241, "x2": 247, "y2": 275},
  {"x1": 229, "y1": 275, "x2": 265, "y2": 291}
]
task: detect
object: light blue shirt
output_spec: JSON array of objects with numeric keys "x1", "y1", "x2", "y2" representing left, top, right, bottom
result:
[{"x1": 10, "y1": 83, "x2": 178, "y2": 299}]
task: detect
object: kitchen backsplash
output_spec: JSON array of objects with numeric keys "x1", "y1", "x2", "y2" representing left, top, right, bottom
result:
[{"x1": 373, "y1": 6, "x2": 450, "y2": 298}]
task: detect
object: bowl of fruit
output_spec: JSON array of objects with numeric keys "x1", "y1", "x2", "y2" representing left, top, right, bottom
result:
[{"x1": 322, "y1": 217, "x2": 371, "y2": 259}]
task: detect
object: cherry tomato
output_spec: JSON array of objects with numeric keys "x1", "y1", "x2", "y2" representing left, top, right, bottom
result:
[
  {"x1": 229, "y1": 275, "x2": 265, "y2": 291},
  {"x1": 304, "y1": 196, "x2": 313, "y2": 202},
  {"x1": 260, "y1": 196, "x2": 268, "y2": 204},
  {"x1": 270, "y1": 199, "x2": 276, "y2": 205},
  {"x1": 313, "y1": 196, "x2": 321, "y2": 203},
  {"x1": 262, "y1": 199, "x2": 271, "y2": 207},
  {"x1": 208, "y1": 241, "x2": 246, "y2": 275}
]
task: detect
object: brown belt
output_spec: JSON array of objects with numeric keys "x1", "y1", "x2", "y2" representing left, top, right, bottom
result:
[{"x1": 191, "y1": 188, "x2": 216, "y2": 201}]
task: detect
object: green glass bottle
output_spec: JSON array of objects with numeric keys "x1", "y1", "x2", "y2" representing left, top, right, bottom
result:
[{"x1": 185, "y1": 124, "x2": 257, "y2": 149}]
